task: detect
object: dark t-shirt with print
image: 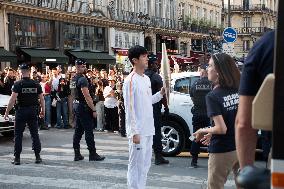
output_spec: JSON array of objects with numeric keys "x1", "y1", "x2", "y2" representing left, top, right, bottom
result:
[
  {"x1": 239, "y1": 31, "x2": 274, "y2": 96},
  {"x1": 206, "y1": 87, "x2": 239, "y2": 153}
]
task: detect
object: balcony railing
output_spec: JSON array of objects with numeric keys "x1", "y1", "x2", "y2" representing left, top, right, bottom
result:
[
  {"x1": 7, "y1": 0, "x2": 222, "y2": 36},
  {"x1": 110, "y1": 9, "x2": 222, "y2": 35},
  {"x1": 223, "y1": 4, "x2": 276, "y2": 15}
]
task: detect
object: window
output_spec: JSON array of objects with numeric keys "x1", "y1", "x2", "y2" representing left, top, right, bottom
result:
[
  {"x1": 174, "y1": 78, "x2": 190, "y2": 94},
  {"x1": 196, "y1": 7, "x2": 201, "y2": 18},
  {"x1": 188, "y1": 5, "x2": 193, "y2": 19},
  {"x1": 180, "y1": 42, "x2": 187, "y2": 55},
  {"x1": 244, "y1": 16, "x2": 252, "y2": 27},
  {"x1": 155, "y1": 0, "x2": 162, "y2": 17},
  {"x1": 203, "y1": 8, "x2": 207, "y2": 19},
  {"x1": 63, "y1": 23, "x2": 107, "y2": 51},
  {"x1": 10, "y1": 15, "x2": 54, "y2": 50},
  {"x1": 209, "y1": 10, "x2": 213, "y2": 23},
  {"x1": 243, "y1": 40, "x2": 251, "y2": 52},
  {"x1": 179, "y1": 3, "x2": 185, "y2": 21},
  {"x1": 215, "y1": 12, "x2": 219, "y2": 26}
]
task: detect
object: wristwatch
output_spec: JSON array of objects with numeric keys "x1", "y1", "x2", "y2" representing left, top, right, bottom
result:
[{"x1": 92, "y1": 110, "x2": 96, "y2": 113}]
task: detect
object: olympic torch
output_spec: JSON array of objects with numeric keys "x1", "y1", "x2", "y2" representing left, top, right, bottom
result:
[{"x1": 161, "y1": 43, "x2": 171, "y2": 105}]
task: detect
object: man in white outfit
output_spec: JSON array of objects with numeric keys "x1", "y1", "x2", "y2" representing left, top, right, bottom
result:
[{"x1": 123, "y1": 46, "x2": 165, "y2": 189}]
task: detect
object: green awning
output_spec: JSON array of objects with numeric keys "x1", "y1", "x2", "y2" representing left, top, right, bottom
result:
[
  {"x1": 0, "y1": 47, "x2": 17, "y2": 63},
  {"x1": 20, "y1": 48, "x2": 68, "y2": 64},
  {"x1": 68, "y1": 51, "x2": 116, "y2": 64}
]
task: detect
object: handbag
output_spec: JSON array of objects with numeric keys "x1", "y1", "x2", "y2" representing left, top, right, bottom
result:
[{"x1": 51, "y1": 98, "x2": 57, "y2": 107}]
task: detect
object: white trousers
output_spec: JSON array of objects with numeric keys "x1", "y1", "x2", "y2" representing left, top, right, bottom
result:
[{"x1": 127, "y1": 135, "x2": 153, "y2": 189}]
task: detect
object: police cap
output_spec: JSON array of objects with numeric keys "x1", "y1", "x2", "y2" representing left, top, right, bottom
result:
[
  {"x1": 148, "y1": 53, "x2": 157, "y2": 65},
  {"x1": 75, "y1": 59, "x2": 87, "y2": 66},
  {"x1": 18, "y1": 63, "x2": 30, "y2": 70}
]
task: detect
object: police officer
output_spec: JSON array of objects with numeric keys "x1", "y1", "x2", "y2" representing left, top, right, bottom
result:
[
  {"x1": 70, "y1": 59, "x2": 105, "y2": 162},
  {"x1": 4, "y1": 64, "x2": 44, "y2": 165},
  {"x1": 145, "y1": 53, "x2": 169, "y2": 165},
  {"x1": 190, "y1": 65, "x2": 212, "y2": 168}
]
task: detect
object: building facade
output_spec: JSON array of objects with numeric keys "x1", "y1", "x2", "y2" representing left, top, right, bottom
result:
[
  {"x1": 0, "y1": 0, "x2": 223, "y2": 71},
  {"x1": 223, "y1": 0, "x2": 277, "y2": 58}
]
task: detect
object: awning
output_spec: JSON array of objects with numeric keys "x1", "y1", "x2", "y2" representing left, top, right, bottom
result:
[
  {"x1": 0, "y1": 47, "x2": 17, "y2": 63},
  {"x1": 20, "y1": 48, "x2": 68, "y2": 64},
  {"x1": 68, "y1": 51, "x2": 116, "y2": 65}
]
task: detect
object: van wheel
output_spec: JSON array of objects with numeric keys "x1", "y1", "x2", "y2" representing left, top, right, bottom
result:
[{"x1": 160, "y1": 120, "x2": 184, "y2": 157}]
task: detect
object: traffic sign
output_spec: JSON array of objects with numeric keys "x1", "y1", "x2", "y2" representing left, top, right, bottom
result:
[
  {"x1": 222, "y1": 43, "x2": 236, "y2": 57},
  {"x1": 223, "y1": 27, "x2": 238, "y2": 43}
]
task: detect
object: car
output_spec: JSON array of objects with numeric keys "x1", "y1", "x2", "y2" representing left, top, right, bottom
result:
[
  {"x1": 160, "y1": 72, "x2": 264, "y2": 157},
  {"x1": 161, "y1": 72, "x2": 200, "y2": 157},
  {"x1": 0, "y1": 94, "x2": 15, "y2": 137}
]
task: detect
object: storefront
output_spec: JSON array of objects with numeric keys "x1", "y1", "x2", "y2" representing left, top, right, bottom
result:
[
  {"x1": 156, "y1": 34, "x2": 178, "y2": 54},
  {"x1": 109, "y1": 28, "x2": 144, "y2": 73},
  {"x1": 7, "y1": 14, "x2": 109, "y2": 70}
]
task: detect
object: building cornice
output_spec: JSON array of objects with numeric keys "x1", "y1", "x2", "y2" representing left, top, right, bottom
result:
[{"x1": 0, "y1": 1, "x2": 211, "y2": 39}]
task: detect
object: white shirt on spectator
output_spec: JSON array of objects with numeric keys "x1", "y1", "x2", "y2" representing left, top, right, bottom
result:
[
  {"x1": 51, "y1": 75, "x2": 60, "y2": 91},
  {"x1": 123, "y1": 72, "x2": 163, "y2": 138},
  {"x1": 40, "y1": 82, "x2": 46, "y2": 94},
  {"x1": 103, "y1": 86, "x2": 118, "y2": 108}
]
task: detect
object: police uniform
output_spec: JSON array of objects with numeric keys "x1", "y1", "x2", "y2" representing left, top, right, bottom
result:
[
  {"x1": 11, "y1": 64, "x2": 42, "y2": 165},
  {"x1": 145, "y1": 54, "x2": 169, "y2": 165},
  {"x1": 190, "y1": 74, "x2": 212, "y2": 167},
  {"x1": 70, "y1": 59, "x2": 105, "y2": 162}
]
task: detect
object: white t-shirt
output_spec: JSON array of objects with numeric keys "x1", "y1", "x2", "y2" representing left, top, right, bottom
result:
[
  {"x1": 103, "y1": 86, "x2": 118, "y2": 108},
  {"x1": 123, "y1": 72, "x2": 163, "y2": 138},
  {"x1": 51, "y1": 75, "x2": 60, "y2": 91}
]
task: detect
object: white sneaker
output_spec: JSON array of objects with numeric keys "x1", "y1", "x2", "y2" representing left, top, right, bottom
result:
[{"x1": 48, "y1": 124, "x2": 51, "y2": 128}]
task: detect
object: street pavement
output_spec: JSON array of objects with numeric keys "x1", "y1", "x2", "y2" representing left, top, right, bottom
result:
[{"x1": 0, "y1": 129, "x2": 263, "y2": 189}]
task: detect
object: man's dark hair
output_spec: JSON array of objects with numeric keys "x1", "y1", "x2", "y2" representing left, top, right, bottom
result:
[
  {"x1": 51, "y1": 67, "x2": 58, "y2": 71},
  {"x1": 128, "y1": 45, "x2": 148, "y2": 65},
  {"x1": 211, "y1": 53, "x2": 240, "y2": 89}
]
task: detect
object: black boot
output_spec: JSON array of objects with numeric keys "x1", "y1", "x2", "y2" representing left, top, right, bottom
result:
[
  {"x1": 35, "y1": 153, "x2": 42, "y2": 164},
  {"x1": 191, "y1": 154, "x2": 198, "y2": 168},
  {"x1": 11, "y1": 155, "x2": 20, "y2": 165},
  {"x1": 74, "y1": 149, "x2": 84, "y2": 161},
  {"x1": 155, "y1": 153, "x2": 169, "y2": 165},
  {"x1": 89, "y1": 150, "x2": 105, "y2": 161}
]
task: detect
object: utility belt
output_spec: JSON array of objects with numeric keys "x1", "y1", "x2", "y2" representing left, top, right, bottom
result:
[{"x1": 15, "y1": 105, "x2": 38, "y2": 110}]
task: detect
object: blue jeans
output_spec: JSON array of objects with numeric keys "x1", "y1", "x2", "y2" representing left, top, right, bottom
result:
[
  {"x1": 56, "y1": 97, "x2": 69, "y2": 128},
  {"x1": 44, "y1": 95, "x2": 51, "y2": 126}
]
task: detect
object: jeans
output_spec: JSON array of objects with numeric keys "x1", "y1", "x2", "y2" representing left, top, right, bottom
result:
[
  {"x1": 44, "y1": 95, "x2": 51, "y2": 126},
  {"x1": 96, "y1": 101, "x2": 105, "y2": 130},
  {"x1": 56, "y1": 97, "x2": 69, "y2": 128}
]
